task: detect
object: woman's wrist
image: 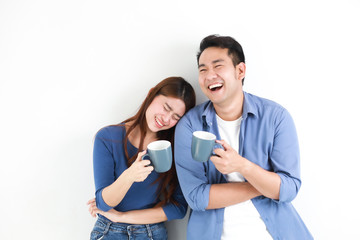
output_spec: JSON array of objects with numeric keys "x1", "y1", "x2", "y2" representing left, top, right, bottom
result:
[{"x1": 121, "y1": 168, "x2": 135, "y2": 184}]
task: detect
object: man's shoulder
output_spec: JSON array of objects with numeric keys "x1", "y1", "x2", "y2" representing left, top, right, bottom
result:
[
  {"x1": 177, "y1": 100, "x2": 211, "y2": 127},
  {"x1": 245, "y1": 92, "x2": 286, "y2": 113},
  {"x1": 184, "y1": 100, "x2": 211, "y2": 117}
]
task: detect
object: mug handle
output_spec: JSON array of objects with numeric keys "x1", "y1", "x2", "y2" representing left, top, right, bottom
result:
[
  {"x1": 141, "y1": 153, "x2": 153, "y2": 166},
  {"x1": 212, "y1": 143, "x2": 224, "y2": 157},
  {"x1": 141, "y1": 153, "x2": 150, "y2": 160}
]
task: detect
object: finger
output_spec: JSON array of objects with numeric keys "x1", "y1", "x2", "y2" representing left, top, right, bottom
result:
[
  {"x1": 87, "y1": 198, "x2": 95, "y2": 205},
  {"x1": 145, "y1": 165, "x2": 154, "y2": 172},
  {"x1": 90, "y1": 208, "x2": 97, "y2": 218},
  {"x1": 141, "y1": 170, "x2": 153, "y2": 181},
  {"x1": 89, "y1": 206, "x2": 95, "y2": 216},
  {"x1": 213, "y1": 147, "x2": 225, "y2": 157},
  {"x1": 89, "y1": 202, "x2": 96, "y2": 211},
  {"x1": 92, "y1": 208, "x2": 101, "y2": 217},
  {"x1": 141, "y1": 169, "x2": 153, "y2": 180},
  {"x1": 136, "y1": 150, "x2": 147, "y2": 161},
  {"x1": 89, "y1": 204, "x2": 100, "y2": 217},
  {"x1": 216, "y1": 139, "x2": 231, "y2": 151},
  {"x1": 141, "y1": 160, "x2": 151, "y2": 166},
  {"x1": 210, "y1": 155, "x2": 222, "y2": 163},
  {"x1": 90, "y1": 209, "x2": 96, "y2": 218}
]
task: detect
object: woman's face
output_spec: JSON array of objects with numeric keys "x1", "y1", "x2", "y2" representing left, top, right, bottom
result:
[{"x1": 145, "y1": 95, "x2": 186, "y2": 133}]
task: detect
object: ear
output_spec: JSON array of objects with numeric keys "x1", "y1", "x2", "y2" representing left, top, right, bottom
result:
[{"x1": 236, "y1": 62, "x2": 246, "y2": 81}]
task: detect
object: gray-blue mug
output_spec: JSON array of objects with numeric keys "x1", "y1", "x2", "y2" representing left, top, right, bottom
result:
[
  {"x1": 191, "y1": 131, "x2": 223, "y2": 162},
  {"x1": 142, "y1": 140, "x2": 172, "y2": 173}
]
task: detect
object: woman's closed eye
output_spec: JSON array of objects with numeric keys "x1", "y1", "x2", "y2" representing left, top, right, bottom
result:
[
  {"x1": 172, "y1": 115, "x2": 180, "y2": 121},
  {"x1": 164, "y1": 105, "x2": 170, "y2": 112}
]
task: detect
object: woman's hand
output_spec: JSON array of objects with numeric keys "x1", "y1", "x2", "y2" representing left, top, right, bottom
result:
[
  {"x1": 87, "y1": 198, "x2": 103, "y2": 218},
  {"x1": 125, "y1": 150, "x2": 154, "y2": 182},
  {"x1": 87, "y1": 198, "x2": 122, "y2": 222},
  {"x1": 99, "y1": 151, "x2": 154, "y2": 208}
]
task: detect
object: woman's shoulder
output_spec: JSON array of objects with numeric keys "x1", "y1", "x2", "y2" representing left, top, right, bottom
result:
[{"x1": 95, "y1": 124, "x2": 126, "y2": 141}]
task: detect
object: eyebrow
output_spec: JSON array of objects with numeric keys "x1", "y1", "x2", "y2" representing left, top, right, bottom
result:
[
  {"x1": 165, "y1": 103, "x2": 182, "y2": 118},
  {"x1": 198, "y1": 59, "x2": 224, "y2": 69}
]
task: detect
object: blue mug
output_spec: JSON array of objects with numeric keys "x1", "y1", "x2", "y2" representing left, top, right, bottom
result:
[
  {"x1": 142, "y1": 140, "x2": 172, "y2": 173},
  {"x1": 191, "y1": 131, "x2": 223, "y2": 162}
]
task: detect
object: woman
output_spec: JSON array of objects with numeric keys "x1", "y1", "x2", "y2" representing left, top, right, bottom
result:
[{"x1": 87, "y1": 77, "x2": 196, "y2": 240}]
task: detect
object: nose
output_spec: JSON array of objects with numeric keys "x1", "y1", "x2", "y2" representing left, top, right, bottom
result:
[
  {"x1": 162, "y1": 113, "x2": 171, "y2": 125},
  {"x1": 205, "y1": 67, "x2": 217, "y2": 80}
]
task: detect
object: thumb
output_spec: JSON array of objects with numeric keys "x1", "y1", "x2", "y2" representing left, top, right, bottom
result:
[{"x1": 136, "y1": 150, "x2": 147, "y2": 161}]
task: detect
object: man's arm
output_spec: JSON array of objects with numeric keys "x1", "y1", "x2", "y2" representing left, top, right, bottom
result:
[
  {"x1": 206, "y1": 182, "x2": 261, "y2": 209},
  {"x1": 211, "y1": 141, "x2": 281, "y2": 200}
]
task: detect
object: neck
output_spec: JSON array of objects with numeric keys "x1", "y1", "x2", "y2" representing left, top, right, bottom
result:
[
  {"x1": 213, "y1": 91, "x2": 244, "y2": 121},
  {"x1": 127, "y1": 123, "x2": 158, "y2": 150}
]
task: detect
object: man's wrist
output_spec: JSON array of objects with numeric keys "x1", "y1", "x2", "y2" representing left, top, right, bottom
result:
[{"x1": 238, "y1": 156, "x2": 252, "y2": 176}]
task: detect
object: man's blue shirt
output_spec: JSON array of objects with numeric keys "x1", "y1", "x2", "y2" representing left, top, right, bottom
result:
[{"x1": 174, "y1": 92, "x2": 312, "y2": 239}]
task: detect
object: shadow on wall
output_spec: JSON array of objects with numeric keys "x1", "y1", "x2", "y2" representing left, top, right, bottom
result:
[{"x1": 165, "y1": 207, "x2": 190, "y2": 239}]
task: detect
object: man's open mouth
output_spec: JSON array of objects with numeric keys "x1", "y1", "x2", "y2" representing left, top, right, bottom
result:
[{"x1": 208, "y1": 83, "x2": 223, "y2": 91}]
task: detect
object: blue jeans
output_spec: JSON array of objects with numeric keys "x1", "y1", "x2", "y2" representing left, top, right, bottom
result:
[{"x1": 90, "y1": 215, "x2": 168, "y2": 240}]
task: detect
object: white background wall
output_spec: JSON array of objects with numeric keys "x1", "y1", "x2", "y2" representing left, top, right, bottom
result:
[{"x1": 1, "y1": 0, "x2": 359, "y2": 239}]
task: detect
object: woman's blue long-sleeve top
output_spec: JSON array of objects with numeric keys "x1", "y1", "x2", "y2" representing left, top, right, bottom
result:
[{"x1": 93, "y1": 125, "x2": 187, "y2": 221}]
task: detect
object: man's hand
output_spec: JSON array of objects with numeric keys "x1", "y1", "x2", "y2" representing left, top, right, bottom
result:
[{"x1": 210, "y1": 140, "x2": 250, "y2": 175}]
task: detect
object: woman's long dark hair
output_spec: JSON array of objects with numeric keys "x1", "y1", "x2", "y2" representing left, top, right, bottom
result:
[{"x1": 121, "y1": 76, "x2": 195, "y2": 205}]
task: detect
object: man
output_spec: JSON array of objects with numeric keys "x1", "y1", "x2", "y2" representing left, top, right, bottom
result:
[{"x1": 174, "y1": 35, "x2": 312, "y2": 239}]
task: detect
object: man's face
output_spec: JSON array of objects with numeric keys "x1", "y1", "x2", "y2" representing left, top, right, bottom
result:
[{"x1": 198, "y1": 47, "x2": 245, "y2": 107}]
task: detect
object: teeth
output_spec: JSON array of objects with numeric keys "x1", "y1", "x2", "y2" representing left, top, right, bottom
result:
[
  {"x1": 155, "y1": 117, "x2": 163, "y2": 127},
  {"x1": 209, "y1": 83, "x2": 223, "y2": 90}
]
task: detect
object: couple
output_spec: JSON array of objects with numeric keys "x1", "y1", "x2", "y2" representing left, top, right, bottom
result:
[{"x1": 87, "y1": 35, "x2": 313, "y2": 240}]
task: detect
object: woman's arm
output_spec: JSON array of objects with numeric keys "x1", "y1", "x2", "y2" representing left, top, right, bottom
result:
[
  {"x1": 100, "y1": 150, "x2": 154, "y2": 208},
  {"x1": 93, "y1": 128, "x2": 154, "y2": 210},
  {"x1": 87, "y1": 198, "x2": 167, "y2": 224}
]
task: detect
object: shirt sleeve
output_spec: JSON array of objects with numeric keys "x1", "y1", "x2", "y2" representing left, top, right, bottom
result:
[
  {"x1": 93, "y1": 128, "x2": 116, "y2": 212},
  {"x1": 174, "y1": 115, "x2": 211, "y2": 211},
  {"x1": 162, "y1": 184, "x2": 188, "y2": 221},
  {"x1": 271, "y1": 108, "x2": 302, "y2": 203}
]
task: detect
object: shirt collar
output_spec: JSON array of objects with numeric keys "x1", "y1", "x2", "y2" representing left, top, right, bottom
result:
[
  {"x1": 201, "y1": 91, "x2": 258, "y2": 127},
  {"x1": 243, "y1": 91, "x2": 258, "y2": 119}
]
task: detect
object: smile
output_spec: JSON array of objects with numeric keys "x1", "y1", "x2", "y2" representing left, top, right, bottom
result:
[
  {"x1": 155, "y1": 116, "x2": 164, "y2": 127},
  {"x1": 208, "y1": 83, "x2": 223, "y2": 91}
]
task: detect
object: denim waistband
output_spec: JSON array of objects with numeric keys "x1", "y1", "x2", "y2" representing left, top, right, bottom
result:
[{"x1": 96, "y1": 214, "x2": 165, "y2": 234}]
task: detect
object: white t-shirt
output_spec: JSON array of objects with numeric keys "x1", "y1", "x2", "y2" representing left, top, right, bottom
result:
[{"x1": 216, "y1": 115, "x2": 272, "y2": 240}]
